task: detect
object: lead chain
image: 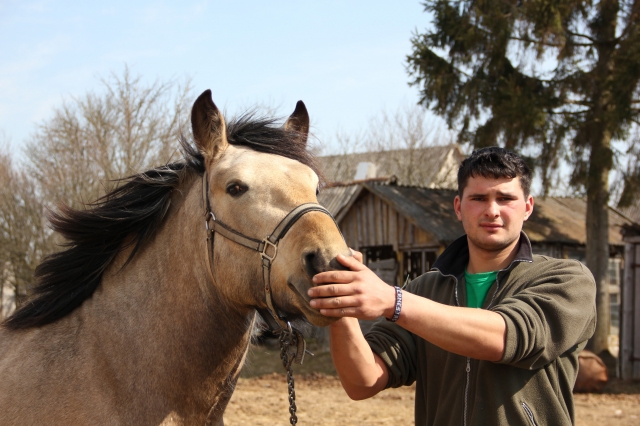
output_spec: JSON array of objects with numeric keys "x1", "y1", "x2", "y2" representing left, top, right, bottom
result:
[{"x1": 279, "y1": 327, "x2": 298, "y2": 425}]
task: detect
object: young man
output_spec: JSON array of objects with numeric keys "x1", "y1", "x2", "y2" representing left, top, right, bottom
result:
[{"x1": 308, "y1": 147, "x2": 596, "y2": 425}]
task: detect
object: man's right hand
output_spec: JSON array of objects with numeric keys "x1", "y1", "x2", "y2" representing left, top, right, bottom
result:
[{"x1": 308, "y1": 253, "x2": 397, "y2": 321}]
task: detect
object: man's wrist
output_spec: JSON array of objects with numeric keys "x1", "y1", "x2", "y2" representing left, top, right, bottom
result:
[{"x1": 385, "y1": 286, "x2": 402, "y2": 322}]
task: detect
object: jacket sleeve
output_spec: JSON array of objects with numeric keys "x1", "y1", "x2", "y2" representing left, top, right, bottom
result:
[
  {"x1": 492, "y1": 257, "x2": 597, "y2": 369},
  {"x1": 365, "y1": 315, "x2": 418, "y2": 389}
]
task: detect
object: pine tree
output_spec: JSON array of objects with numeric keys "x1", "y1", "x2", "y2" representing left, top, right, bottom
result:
[{"x1": 407, "y1": 0, "x2": 640, "y2": 354}]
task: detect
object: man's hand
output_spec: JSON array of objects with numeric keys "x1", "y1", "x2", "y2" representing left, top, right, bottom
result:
[{"x1": 308, "y1": 253, "x2": 396, "y2": 321}]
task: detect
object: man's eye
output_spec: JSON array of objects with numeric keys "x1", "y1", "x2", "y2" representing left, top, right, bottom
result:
[{"x1": 227, "y1": 183, "x2": 248, "y2": 196}]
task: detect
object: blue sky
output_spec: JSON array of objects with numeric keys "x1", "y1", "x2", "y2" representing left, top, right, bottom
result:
[{"x1": 1, "y1": 1, "x2": 437, "y2": 157}]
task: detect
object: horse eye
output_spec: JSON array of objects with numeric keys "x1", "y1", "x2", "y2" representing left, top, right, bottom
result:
[
  {"x1": 226, "y1": 183, "x2": 248, "y2": 196},
  {"x1": 316, "y1": 187, "x2": 319, "y2": 196}
]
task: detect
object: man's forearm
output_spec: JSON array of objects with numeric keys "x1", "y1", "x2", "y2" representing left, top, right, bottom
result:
[
  {"x1": 397, "y1": 292, "x2": 506, "y2": 361},
  {"x1": 329, "y1": 317, "x2": 389, "y2": 400}
]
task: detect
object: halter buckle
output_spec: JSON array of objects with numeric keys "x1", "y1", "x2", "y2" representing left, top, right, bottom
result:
[
  {"x1": 261, "y1": 239, "x2": 278, "y2": 262},
  {"x1": 205, "y1": 211, "x2": 216, "y2": 232}
]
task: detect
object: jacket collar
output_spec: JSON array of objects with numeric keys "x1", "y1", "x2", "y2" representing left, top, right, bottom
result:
[{"x1": 431, "y1": 231, "x2": 533, "y2": 278}]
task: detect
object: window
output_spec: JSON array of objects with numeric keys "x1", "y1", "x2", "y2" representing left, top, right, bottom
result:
[
  {"x1": 402, "y1": 250, "x2": 438, "y2": 282},
  {"x1": 608, "y1": 258, "x2": 622, "y2": 335},
  {"x1": 363, "y1": 245, "x2": 397, "y2": 286}
]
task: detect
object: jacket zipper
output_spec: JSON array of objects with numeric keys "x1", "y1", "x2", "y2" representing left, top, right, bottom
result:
[
  {"x1": 463, "y1": 357, "x2": 470, "y2": 426},
  {"x1": 522, "y1": 402, "x2": 537, "y2": 426},
  {"x1": 432, "y1": 243, "x2": 533, "y2": 425}
]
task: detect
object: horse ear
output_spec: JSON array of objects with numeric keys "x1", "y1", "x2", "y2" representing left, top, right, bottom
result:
[
  {"x1": 284, "y1": 101, "x2": 310, "y2": 146},
  {"x1": 191, "y1": 89, "x2": 229, "y2": 159}
]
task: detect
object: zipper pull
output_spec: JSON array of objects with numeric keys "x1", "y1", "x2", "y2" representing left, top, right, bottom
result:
[{"x1": 466, "y1": 358, "x2": 471, "y2": 373}]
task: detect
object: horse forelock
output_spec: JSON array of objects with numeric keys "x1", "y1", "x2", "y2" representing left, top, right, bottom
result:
[
  {"x1": 3, "y1": 112, "x2": 322, "y2": 330},
  {"x1": 224, "y1": 111, "x2": 325, "y2": 185}
]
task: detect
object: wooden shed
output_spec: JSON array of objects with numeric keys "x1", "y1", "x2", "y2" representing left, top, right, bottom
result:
[{"x1": 621, "y1": 224, "x2": 640, "y2": 379}]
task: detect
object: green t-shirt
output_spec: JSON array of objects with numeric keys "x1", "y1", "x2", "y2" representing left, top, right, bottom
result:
[{"x1": 464, "y1": 269, "x2": 498, "y2": 308}]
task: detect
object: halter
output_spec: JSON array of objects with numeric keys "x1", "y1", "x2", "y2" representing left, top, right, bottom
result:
[{"x1": 200, "y1": 173, "x2": 341, "y2": 333}]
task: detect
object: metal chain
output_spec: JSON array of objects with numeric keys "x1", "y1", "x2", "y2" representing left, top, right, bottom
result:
[{"x1": 279, "y1": 325, "x2": 298, "y2": 425}]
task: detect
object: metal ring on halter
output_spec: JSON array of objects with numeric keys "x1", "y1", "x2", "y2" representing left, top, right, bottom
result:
[
  {"x1": 261, "y1": 239, "x2": 278, "y2": 262},
  {"x1": 205, "y1": 211, "x2": 216, "y2": 232}
]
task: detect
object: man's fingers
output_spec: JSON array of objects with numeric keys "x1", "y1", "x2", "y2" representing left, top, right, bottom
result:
[
  {"x1": 308, "y1": 282, "x2": 358, "y2": 298},
  {"x1": 317, "y1": 307, "x2": 361, "y2": 318},
  {"x1": 312, "y1": 270, "x2": 355, "y2": 286},
  {"x1": 335, "y1": 253, "x2": 367, "y2": 271},
  {"x1": 310, "y1": 295, "x2": 358, "y2": 309},
  {"x1": 349, "y1": 248, "x2": 364, "y2": 263}
]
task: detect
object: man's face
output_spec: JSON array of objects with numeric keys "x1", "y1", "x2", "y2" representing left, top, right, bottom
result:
[{"x1": 454, "y1": 175, "x2": 533, "y2": 253}]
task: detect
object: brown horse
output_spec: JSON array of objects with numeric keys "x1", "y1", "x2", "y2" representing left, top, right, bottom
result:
[{"x1": 0, "y1": 90, "x2": 348, "y2": 425}]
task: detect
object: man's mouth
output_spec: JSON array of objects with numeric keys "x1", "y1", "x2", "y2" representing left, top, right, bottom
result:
[{"x1": 480, "y1": 223, "x2": 502, "y2": 230}]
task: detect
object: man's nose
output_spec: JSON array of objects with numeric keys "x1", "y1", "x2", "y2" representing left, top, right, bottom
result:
[{"x1": 485, "y1": 200, "x2": 500, "y2": 217}]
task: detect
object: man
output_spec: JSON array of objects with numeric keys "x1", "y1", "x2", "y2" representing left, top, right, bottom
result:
[{"x1": 308, "y1": 147, "x2": 596, "y2": 425}]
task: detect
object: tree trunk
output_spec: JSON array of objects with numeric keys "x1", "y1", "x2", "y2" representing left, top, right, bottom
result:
[
  {"x1": 584, "y1": 0, "x2": 618, "y2": 356},
  {"x1": 585, "y1": 162, "x2": 611, "y2": 355}
]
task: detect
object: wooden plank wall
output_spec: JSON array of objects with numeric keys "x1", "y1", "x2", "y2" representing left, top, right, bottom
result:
[
  {"x1": 339, "y1": 192, "x2": 439, "y2": 251},
  {"x1": 621, "y1": 236, "x2": 640, "y2": 380}
]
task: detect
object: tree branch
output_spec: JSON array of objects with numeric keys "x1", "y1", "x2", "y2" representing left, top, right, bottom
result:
[
  {"x1": 548, "y1": 109, "x2": 590, "y2": 116},
  {"x1": 566, "y1": 30, "x2": 598, "y2": 44}
]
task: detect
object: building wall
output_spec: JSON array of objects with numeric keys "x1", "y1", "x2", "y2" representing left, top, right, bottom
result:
[
  {"x1": 339, "y1": 191, "x2": 442, "y2": 251},
  {"x1": 338, "y1": 191, "x2": 444, "y2": 285}
]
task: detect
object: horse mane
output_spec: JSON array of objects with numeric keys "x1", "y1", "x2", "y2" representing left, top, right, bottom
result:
[{"x1": 4, "y1": 112, "x2": 321, "y2": 330}]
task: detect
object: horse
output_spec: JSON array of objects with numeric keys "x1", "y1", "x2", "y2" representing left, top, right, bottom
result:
[{"x1": 0, "y1": 90, "x2": 349, "y2": 426}]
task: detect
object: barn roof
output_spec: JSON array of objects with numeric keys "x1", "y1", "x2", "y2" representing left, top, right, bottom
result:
[
  {"x1": 318, "y1": 182, "x2": 637, "y2": 247},
  {"x1": 317, "y1": 144, "x2": 464, "y2": 188},
  {"x1": 526, "y1": 196, "x2": 632, "y2": 246}
]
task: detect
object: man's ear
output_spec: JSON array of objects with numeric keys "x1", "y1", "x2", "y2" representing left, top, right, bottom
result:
[
  {"x1": 454, "y1": 195, "x2": 462, "y2": 221},
  {"x1": 524, "y1": 195, "x2": 534, "y2": 221}
]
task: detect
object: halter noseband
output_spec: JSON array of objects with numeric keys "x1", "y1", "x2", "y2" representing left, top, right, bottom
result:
[{"x1": 201, "y1": 173, "x2": 341, "y2": 333}]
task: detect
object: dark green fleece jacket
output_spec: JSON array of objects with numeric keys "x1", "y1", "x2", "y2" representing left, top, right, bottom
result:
[{"x1": 366, "y1": 232, "x2": 596, "y2": 426}]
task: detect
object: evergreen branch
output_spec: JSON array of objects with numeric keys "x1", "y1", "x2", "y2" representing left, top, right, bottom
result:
[
  {"x1": 548, "y1": 109, "x2": 590, "y2": 116},
  {"x1": 509, "y1": 35, "x2": 593, "y2": 48},
  {"x1": 565, "y1": 99, "x2": 593, "y2": 107},
  {"x1": 566, "y1": 30, "x2": 598, "y2": 44},
  {"x1": 615, "y1": 0, "x2": 640, "y2": 43}
]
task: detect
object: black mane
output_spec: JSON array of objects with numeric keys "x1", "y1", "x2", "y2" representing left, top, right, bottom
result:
[{"x1": 4, "y1": 112, "x2": 320, "y2": 330}]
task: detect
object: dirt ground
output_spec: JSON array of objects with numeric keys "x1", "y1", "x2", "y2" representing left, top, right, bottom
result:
[
  {"x1": 223, "y1": 345, "x2": 640, "y2": 426},
  {"x1": 225, "y1": 374, "x2": 640, "y2": 426}
]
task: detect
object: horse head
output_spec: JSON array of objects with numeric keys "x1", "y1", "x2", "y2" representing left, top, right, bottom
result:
[{"x1": 191, "y1": 90, "x2": 349, "y2": 327}]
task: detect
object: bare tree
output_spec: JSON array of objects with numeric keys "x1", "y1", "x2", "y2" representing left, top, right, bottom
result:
[
  {"x1": 27, "y1": 67, "x2": 192, "y2": 210},
  {"x1": 320, "y1": 104, "x2": 458, "y2": 187},
  {"x1": 0, "y1": 148, "x2": 53, "y2": 311},
  {"x1": 0, "y1": 68, "x2": 192, "y2": 309}
]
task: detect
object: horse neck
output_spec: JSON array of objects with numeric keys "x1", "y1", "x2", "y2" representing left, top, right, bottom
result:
[{"x1": 84, "y1": 173, "x2": 255, "y2": 403}]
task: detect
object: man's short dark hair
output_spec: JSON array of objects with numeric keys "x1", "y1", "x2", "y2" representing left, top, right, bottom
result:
[{"x1": 457, "y1": 147, "x2": 532, "y2": 197}]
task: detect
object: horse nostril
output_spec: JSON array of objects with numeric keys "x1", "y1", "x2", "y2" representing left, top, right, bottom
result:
[
  {"x1": 302, "y1": 250, "x2": 323, "y2": 279},
  {"x1": 303, "y1": 250, "x2": 350, "y2": 280}
]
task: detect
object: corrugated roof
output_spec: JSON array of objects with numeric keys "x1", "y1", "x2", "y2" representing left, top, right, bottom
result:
[
  {"x1": 618, "y1": 203, "x2": 640, "y2": 224},
  {"x1": 526, "y1": 197, "x2": 632, "y2": 246},
  {"x1": 317, "y1": 144, "x2": 463, "y2": 188},
  {"x1": 317, "y1": 184, "x2": 363, "y2": 219},
  {"x1": 363, "y1": 184, "x2": 464, "y2": 243},
  {"x1": 318, "y1": 182, "x2": 637, "y2": 246}
]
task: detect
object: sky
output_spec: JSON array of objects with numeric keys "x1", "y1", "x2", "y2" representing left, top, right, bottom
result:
[{"x1": 0, "y1": 1, "x2": 438, "y2": 159}]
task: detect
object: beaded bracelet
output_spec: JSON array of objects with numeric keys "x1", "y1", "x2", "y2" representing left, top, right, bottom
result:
[{"x1": 387, "y1": 286, "x2": 402, "y2": 322}]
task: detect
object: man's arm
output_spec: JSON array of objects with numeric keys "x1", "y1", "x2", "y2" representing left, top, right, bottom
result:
[
  {"x1": 328, "y1": 317, "x2": 389, "y2": 400},
  {"x1": 309, "y1": 254, "x2": 506, "y2": 363}
]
